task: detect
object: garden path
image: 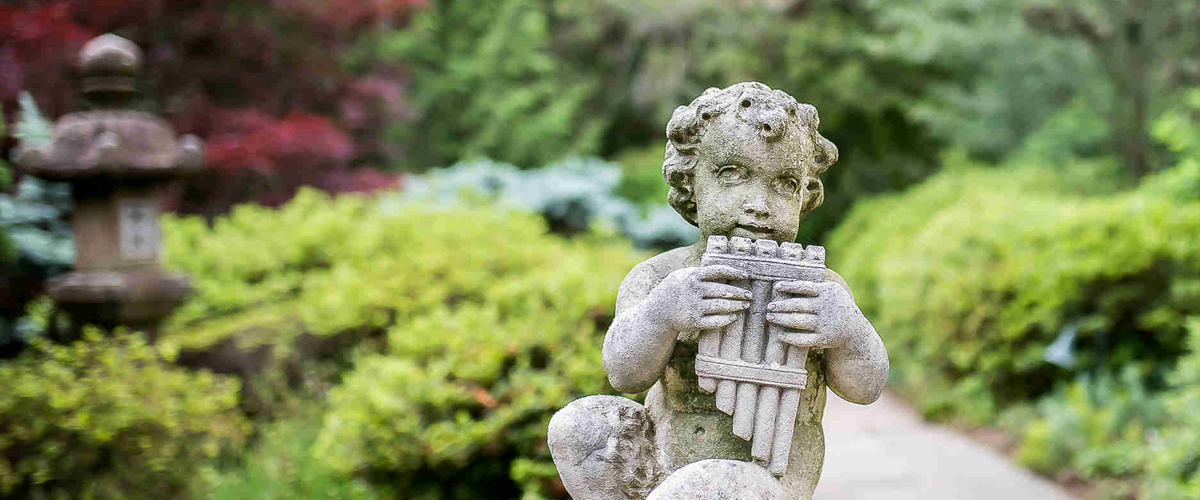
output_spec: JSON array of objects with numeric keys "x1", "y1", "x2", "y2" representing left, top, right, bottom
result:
[{"x1": 815, "y1": 392, "x2": 1077, "y2": 500}]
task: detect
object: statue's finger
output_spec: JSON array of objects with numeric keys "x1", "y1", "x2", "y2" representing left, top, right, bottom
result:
[
  {"x1": 779, "y1": 332, "x2": 828, "y2": 348},
  {"x1": 698, "y1": 314, "x2": 740, "y2": 329},
  {"x1": 696, "y1": 265, "x2": 750, "y2": 282},
  {"x1": 702, "y1": 299, "x2": 751, "y2": 315},
  {"x1": 701, "y1": 283, "x2": 752, "y2": 300},
  {"x1": 765, "y1": 312, "x2": 818, "y2": 331},
  {"x1": 774, "y1": 281, "x2": 819, "y2": 296},
  {"x1": 766, "y1": 298, "x2": 816, "y2": 314}
]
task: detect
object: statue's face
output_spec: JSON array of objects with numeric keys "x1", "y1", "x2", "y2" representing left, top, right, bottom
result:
[{"x1": 692, "y1": 112, "x2": 810, "y2": 243}]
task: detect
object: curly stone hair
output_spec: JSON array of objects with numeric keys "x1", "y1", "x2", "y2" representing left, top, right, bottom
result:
[{"x1": 662, "y1": 82, "x2": 838, "y2": 226}]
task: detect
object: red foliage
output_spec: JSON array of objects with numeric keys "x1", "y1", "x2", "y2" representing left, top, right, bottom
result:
[
  {"x1": 1, "y1": 0, "x2": 421, "y2": 214},
  {"x1": 321, "y1": 168, "x2": 404, "y2": 194},
  {"x1": 0, "y1": 2, "x2": 95, "y2": 121},
  {"x1": 269, "y1": 0, "x2": 427, "y2": 34},
  {"x1": 167, "y1": 97, "x2": 402, "y2": 215}
]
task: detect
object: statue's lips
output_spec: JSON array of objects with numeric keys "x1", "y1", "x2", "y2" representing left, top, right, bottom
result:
[{"x1": 734, "y1": 224, "x2": 773, "y2": 238}]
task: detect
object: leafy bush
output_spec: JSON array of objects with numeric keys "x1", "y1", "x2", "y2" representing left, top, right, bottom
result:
[
  {"x1": 1003, "y1": 368, "x2": 1162, "y2": 482},
  {"x1": 0, "y1": 177, "x2": 73, "y2": 270},
  {"x1": 1145, "y1": 317, "x2": 1200, "y2": 499},
  {"x1": 612, "y1": 144, "x2": 671, "y2": 209},
  {"x1": 1000, "y1": 318, "x2": 1200, "y2": 499},
  {"x1": 304, "y1": 211, "x2": 642, "y2": 498},
  {"x1": 158, "y1": 188, "x2": 645, "y2": 499},
  {"x1": 195, "y1": 407, "x2": 385, "y2": 500},
  {"x1": 829, "y1": 163, "x2": 1200, "y2": 423},
  {"x1": 161, "y1": 185, "x2": 645, "y2": 342},
  {"x1": 161, "y1": 189, "x2": 398, "y2": 349},
  {"x1": 1, "y1": 92, "x2": 73, "y2": 353},
  {"x1": 0, "y1": 329, "x2": 249, "y2": 500},
  {"x1": 1141, "y1": 89, "x2": 1200, "y2": 203}
]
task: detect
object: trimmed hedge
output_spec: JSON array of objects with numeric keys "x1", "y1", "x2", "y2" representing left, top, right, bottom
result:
[{"x1": 829, "y1": 164, "x2": 1200, "y2": 423}]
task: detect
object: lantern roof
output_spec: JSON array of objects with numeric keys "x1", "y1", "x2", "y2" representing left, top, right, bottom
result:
[{"x1": 15, "y1": 34, "x2": 203, "y2": 181}]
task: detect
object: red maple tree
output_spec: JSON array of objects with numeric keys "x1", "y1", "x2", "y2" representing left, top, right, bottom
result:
[{"x1": 1, "y1": 0, "x2": 422, "y2": 217}]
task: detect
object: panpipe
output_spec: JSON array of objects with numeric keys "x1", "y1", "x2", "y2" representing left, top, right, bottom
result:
[{"x1": 695, "y1": 235, "x2": 826, "y2": 476}]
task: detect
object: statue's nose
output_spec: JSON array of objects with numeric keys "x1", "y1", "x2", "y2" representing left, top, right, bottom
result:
[{"x1": 743, "y1": 196, "x2": 769, "y2": 217}]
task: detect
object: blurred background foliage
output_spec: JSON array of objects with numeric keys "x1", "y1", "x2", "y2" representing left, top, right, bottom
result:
[{"x1": 0, "y1": 0, "x2": 1198, "y2": 498}]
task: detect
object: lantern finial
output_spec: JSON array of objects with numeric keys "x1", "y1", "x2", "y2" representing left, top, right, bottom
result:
[{"x1": 79, "y1": 34, "x2": 143, "y2": 102}]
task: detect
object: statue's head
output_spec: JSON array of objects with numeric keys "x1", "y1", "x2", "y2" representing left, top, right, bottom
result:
[{"x1": 663, "y1": 82, "x2": 838, "y2": 243}]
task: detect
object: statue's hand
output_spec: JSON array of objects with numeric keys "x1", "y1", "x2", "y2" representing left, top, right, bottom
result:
[
  {"x1": 648, "y1": 265, "x2": 751, "y2": 333},
  {"x1": 767, "y1": 280, "x2": 866, "y2": 350}
]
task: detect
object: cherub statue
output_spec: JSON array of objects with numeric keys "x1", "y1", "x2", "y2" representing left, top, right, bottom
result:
[{"x1": 548, "y1": 82, "x2": 889, "y2": 500}]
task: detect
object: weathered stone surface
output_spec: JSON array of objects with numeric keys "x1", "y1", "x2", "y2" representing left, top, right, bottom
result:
[
  {"x1": 646, "y1": 460, "x2": 786, "y2": 500},
  {"x1": 17, "y1": 34, "x2": 203, "y2": 181},
  {"x1": 547, "y1": 82, "x2": 889, "y2": 500},
  {"x1": 549, "y1": 396, "x2": 662, "y2": 500},
  {"x1": 14, "y1": 34, "x2": 199, "y2": 330}
]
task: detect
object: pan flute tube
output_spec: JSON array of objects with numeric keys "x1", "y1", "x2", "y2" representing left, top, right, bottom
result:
[
  {"x1": 714, "y1": 284, "x2": 746, "y2": 415},
  {"x1": 698, "y1": 277, "x2": 750, "y2": 394},
  {"x1": 769, "y1": 344, "x2": 810, "y2": 475},
  {"x1": 697, "y1": 332, "x2": 721, "y2": 393},
  {"x1": 732, "y1": 279, "x2": 772, "y2": 440},
  {"x1": 697, "y1": 236, "x2": 729, "y2": 394},
  {"x1": 751, "y1": 286, "x2": 787, "y2": 460}
]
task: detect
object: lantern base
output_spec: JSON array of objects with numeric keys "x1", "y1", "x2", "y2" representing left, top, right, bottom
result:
[{"x1": 48, "y1": 268, "x2": 191, "y2": 330}]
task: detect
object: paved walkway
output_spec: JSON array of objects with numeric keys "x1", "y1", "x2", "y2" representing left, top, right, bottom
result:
[{"x1": 815, "y1": 392, "x2": 1077, "y2": 500}]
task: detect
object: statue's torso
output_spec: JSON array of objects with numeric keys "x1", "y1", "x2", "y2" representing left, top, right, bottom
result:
[{"x1": 615, "y1": 245, "x2": 835, "y2": 499}]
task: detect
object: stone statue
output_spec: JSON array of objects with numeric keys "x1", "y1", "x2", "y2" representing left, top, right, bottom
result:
[{"x1": 548, "y1": 82, "x2": 889, "y2": 500}]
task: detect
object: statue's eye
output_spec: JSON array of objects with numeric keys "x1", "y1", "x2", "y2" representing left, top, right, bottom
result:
[
  {"x1": 774, "y1": 176, "x2": 800, "y2": 196},
  {"x1": 716, "y1": 165, "x2": 749, "y2": 183}
]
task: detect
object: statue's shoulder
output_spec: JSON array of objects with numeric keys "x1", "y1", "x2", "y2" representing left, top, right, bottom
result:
[
  {"x1": 823, "y1": 268, "x2": 855, "y2": 298},
  {"x1": 616, "y1": 246, "x2": 691, "y2": 312},
  {"x1": 630, "y1": 246, "x2": 691, "y2": 280}
]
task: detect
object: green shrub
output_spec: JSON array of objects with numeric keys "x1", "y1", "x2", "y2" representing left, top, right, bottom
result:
[
  {"x1": 829, "y1": 163, "x2": 1200, "y2": 423},
  {"x1": 0, "y1": 330, "x2": 249, "y2": 500},
  {"x1": 161, "y1": 188, "x2": 446, "y2": 352},
  {"x1": 1141, "y1": 89, "x2": 1200, "y2": 203},
  {"x1": 1146, "y1": 317, "x2": 1200, "y2": 499},
  {"x1": 1002, "y1": 318, "x2": 1200, "y2": 498},
  {"x1": 1004, "y1": 367, "x2": 1161, "y2": 480},
  {"x1": 612, "y1": 145, "x2": 670, "y2": 209},
  {"x1": 159, "y1": 189, "x2": 646, "y2": 498},
  {"x1": 195, "y1": 406, "x2": 385, "y2": 500},
  {"x1": 1, "y1": 93, "x2": 73, "y2": 351},
  {"x1": 162, "y1": 188, "x2": 645, "y2": 348},
  {"x1": 309, "y1": 211, "x2": 643, "y2": 499}
]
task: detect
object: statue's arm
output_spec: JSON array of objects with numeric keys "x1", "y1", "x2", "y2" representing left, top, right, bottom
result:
[
  {"x1": 602, "y1": 261, "x2": 678, "y2": 394},
  {"x1": 603, "y1": 253, "x2": 752, "y2": 394},
  {"x1": 821, "y1": 270, "x2": 889, "y2": 405}
]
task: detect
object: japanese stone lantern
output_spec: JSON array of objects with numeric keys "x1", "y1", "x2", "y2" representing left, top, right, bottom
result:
[{"x1": 16, "y1": 34, "x2": 202, "y2": 331}]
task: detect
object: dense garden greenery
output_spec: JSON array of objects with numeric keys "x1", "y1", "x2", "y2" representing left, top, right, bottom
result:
[
  {"x1": 830, "y1": 96, "x2": 1200, "y2": 497},
  {"x1": 831, "y1": 166, "x2": 1200, "y2": 421},
  {"x1": 160, "y1": 190, "x2": 645, "y2": 499},
  {"x1": 0, "y1": 329, "x2": 248, "y2": 499},
  {"x1": 2, "y1": 0, "x2": 1199, "y2": 499}
]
